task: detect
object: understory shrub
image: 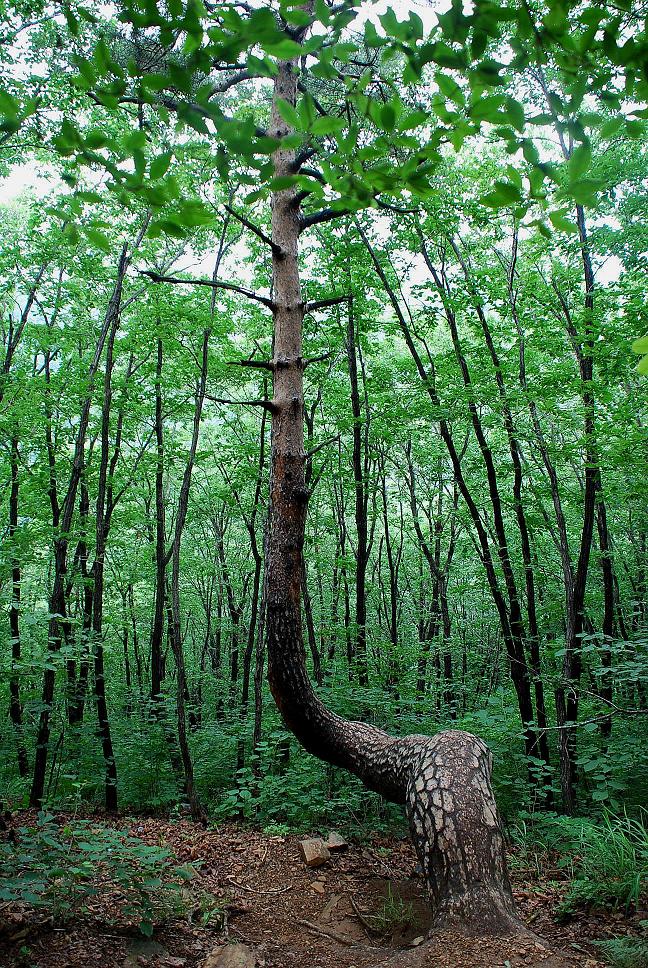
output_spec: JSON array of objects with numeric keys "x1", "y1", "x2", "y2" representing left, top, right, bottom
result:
[
  {"x1": 595, "y1": 932, "x2": 648, "y2": 968},
  {"x1": 510, "y1": 810, "x2": 648, "y2": 914},
  {"x1": 0, "y1": 811, "x2": 193, "y2": 936},
  {"x1": 212, "y1": 745, "x2": 404, "y2": 834},
  {"x1": 564, "y1": 812, "x2": 648, "y2": 913}
]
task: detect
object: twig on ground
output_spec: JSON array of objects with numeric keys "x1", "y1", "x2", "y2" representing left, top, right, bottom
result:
[
  {"x1": 225, "y1": 875, "x2": 292, "y2": 896},
  {"x1": 349, "y1": 895, "x2": 382, "y2": 936},
  {"x1": 293, "y1": 917, "x2": 361, "y2": 947}
]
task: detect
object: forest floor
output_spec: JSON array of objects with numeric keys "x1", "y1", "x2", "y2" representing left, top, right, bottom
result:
[{"x1": 1, "y1": 812, "x2": 645, "y2": 968}]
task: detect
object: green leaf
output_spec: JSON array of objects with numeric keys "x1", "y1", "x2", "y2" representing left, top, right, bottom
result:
[
  {"x1": 151, "y1": 219, "x2": 188, "y2": 239},
  {"x1": 631, "y1": 335, "x2": 648, "y2": 355},
  {"x1": 480, "y1": 180, "x2": 522, "y2": 208},
  {"x1": 62, "y1": 4, "x2": 80, "y2": 35},
  {"x1": 150, "y1": 151, "x2": 173, "y2": 180},
  {"x1": 175, "y1": 201, "x2": 214, "y2": 227},
  {"x1": 84, "y1": 130, "x2": 109, "y2": 149},
  {"x1": 85, "y1": 228, "x2": 111, "y2": 252},
  {"x1": 298, "y1": 93, "x2": 317, "y2": 129},
  {"x1": 246, "y1": 54, "x2": 278, "y2": 78},
  {"x1": 269, "y1": 175, "x2": 297, "y2": 191},
  {"x1": 549, "y1": 210, "x2": 578, "y2": 234},
  {"x1": 93, "y1": 39, "x2": 113, "y2": 75},
  {"x1": 436, "y1": 72, "x2": 463, "y2": 105},
  {"x1": 275, "y1": 98, "x2": 301, "y2": 130},
  {"x1": 600, "y1": 117, "x2": 623, "y2": 139},
  {"x1": 124, "y1": 130, "x2": 147, "y2": 152},
  {"x1": 504, "y1": 97, "x2": 525, "y2": 132},
  {"x1": 470, "y1": 94, "x2": 506, "y2": 124},
  {"x1": 244, "y1": 188, "x2": 267, "y2": 205},
  {"x1": 380, "y1": 102, "x2": 398, "y2": 132},
  {"x1": 0, "y1": 91, "x2": 20, "y2": 117},
  {"x1": 568, "y1": 142, "x2": 592, "y2": 180},
  {"x1": 311, "y1": 116, "x2": 346, "y2": 136},
  {"x1": 397, "y1": 109, "x2": 428, "y2": 131},
  {"x1": 328, "y1": 42, "x2": 357, "y2": 63},
  {"x1": 563, "y1": 177, "x2": 603, "y2": 206},
  {"x1": 263, "y1": 37, "x2": 303, "y2": 59},
  {"x1": 314, "y1": 0, "x2": 332, "y2": 25}
]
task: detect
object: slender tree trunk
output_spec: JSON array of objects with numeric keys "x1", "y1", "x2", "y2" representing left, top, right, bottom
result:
[
  {"x1": 553, "y1": 206, "x2": 599, "y2": 814},
  {"x1": 237, "y1": 552, "x2": 261, "y2": 769},
  {"x1": 30, "y1": 244, "x2": 130, "y2": 808},
  {"x1": 68, "y1": 478, "x2": 93, "y2": 725},
  {"x1": 596, "y1": 501, "x2": 615, "y2": 738},
  {"x1": 422, "y1": 242, "x2": 542, "y2": 771},
  {"x1": 406, "y1": 447, "x2": 457, "y2": 716},
  {"x1": 216, "y1": 513, "x2": 243, "y2": 703},
  {"x1": 333, "y1": 472, "x2": 354, "y2": 679},
  {"x1": 90, "y1": 291, "x2": 125, "y2": 813},
  {"x1": 120, "y1": 588, "x2": 133, "y2": 717},
  {"x1": 167, "y1": 327, "x2": 210, "y2": 823},
  {"x1": 378, "y1": 450, "x2": 402, "y2": 696},
  {"x1": 347, "y1": 299, "x2": 370, "y2": 686},
  {"x1": 301, "y1": 559, "x2": 322, "y2": 685},
  {"x1": 151, "y1": 334, "x2": 167, "y2": 704},
  {"x1": 535, "y1": 71, "x2": 607, "y2": 811},
  {"x1": 129, "y1": 584, "x2": 143, "y2": 693},
  {"x1": 9, "y1": 435, "x2": 29, "y2": 777},
  {"x1": 449, "y1": 237, "x2": 550, "y2": 769},
  {"x1": 359, "y1": 226, "x2": 538, "y2": 773}
]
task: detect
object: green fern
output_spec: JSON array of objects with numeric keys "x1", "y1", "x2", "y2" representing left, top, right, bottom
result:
[{"x1": 595, "y1": 932, "x2": 648, "y2": 968}]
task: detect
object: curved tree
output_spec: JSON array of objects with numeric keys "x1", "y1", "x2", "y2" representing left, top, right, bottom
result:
[{"x1": 259, "y1": 42, "x2": 518, "y2": 934}]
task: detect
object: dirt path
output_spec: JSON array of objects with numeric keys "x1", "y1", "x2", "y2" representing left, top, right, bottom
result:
[{"x1": 0, "y1": 814, "x2": 643, "y2": 968}]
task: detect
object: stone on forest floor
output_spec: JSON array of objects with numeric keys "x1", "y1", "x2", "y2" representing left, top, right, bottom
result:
[
  {"x1": 298, "y1": 837, "x2": 330, "y2": 867},
  {"x1": 319, "y1": 893, "x2": 343, "y2": 921},
  {"x1": 203, "y1": 943, "x2": 257, "y2": 968},
  {"x1": 326, "y1": 831, "x2": 349, "y2": 851},
  {"x1": 123, "y1": 939, "x2": 169, "y2": 967}
]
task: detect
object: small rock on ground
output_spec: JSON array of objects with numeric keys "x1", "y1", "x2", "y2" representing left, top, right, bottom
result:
[
  {"x1": 299, "y1": 837, "x2": 330, "y2": 867},
  {"x1": 123, "y1": 940, "x2": 169, "y2": 967},
  {"x1": 326, "y1": 831, "x2": 349, "y2": 851},
  {"x1": 203, "y1": 943, "x2": 257, "y2": 968}
]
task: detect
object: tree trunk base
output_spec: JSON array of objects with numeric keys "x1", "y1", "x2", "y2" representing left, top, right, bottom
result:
[
  {"x1": 402, "y1": 730, "x2": 517, "y2": 936},
  {"x1": 427, "y1": 886, "x2": 524, "y2": 937}
]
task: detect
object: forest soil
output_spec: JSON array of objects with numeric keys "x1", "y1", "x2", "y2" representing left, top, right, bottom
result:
[{"x1": 1, "y1": 813, "x2": 644, "y2": 968}]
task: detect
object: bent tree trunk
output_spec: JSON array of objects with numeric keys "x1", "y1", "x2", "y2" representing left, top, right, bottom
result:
[{"x1": 263, "y1": 55, "x2": 518, "y2": 936}]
